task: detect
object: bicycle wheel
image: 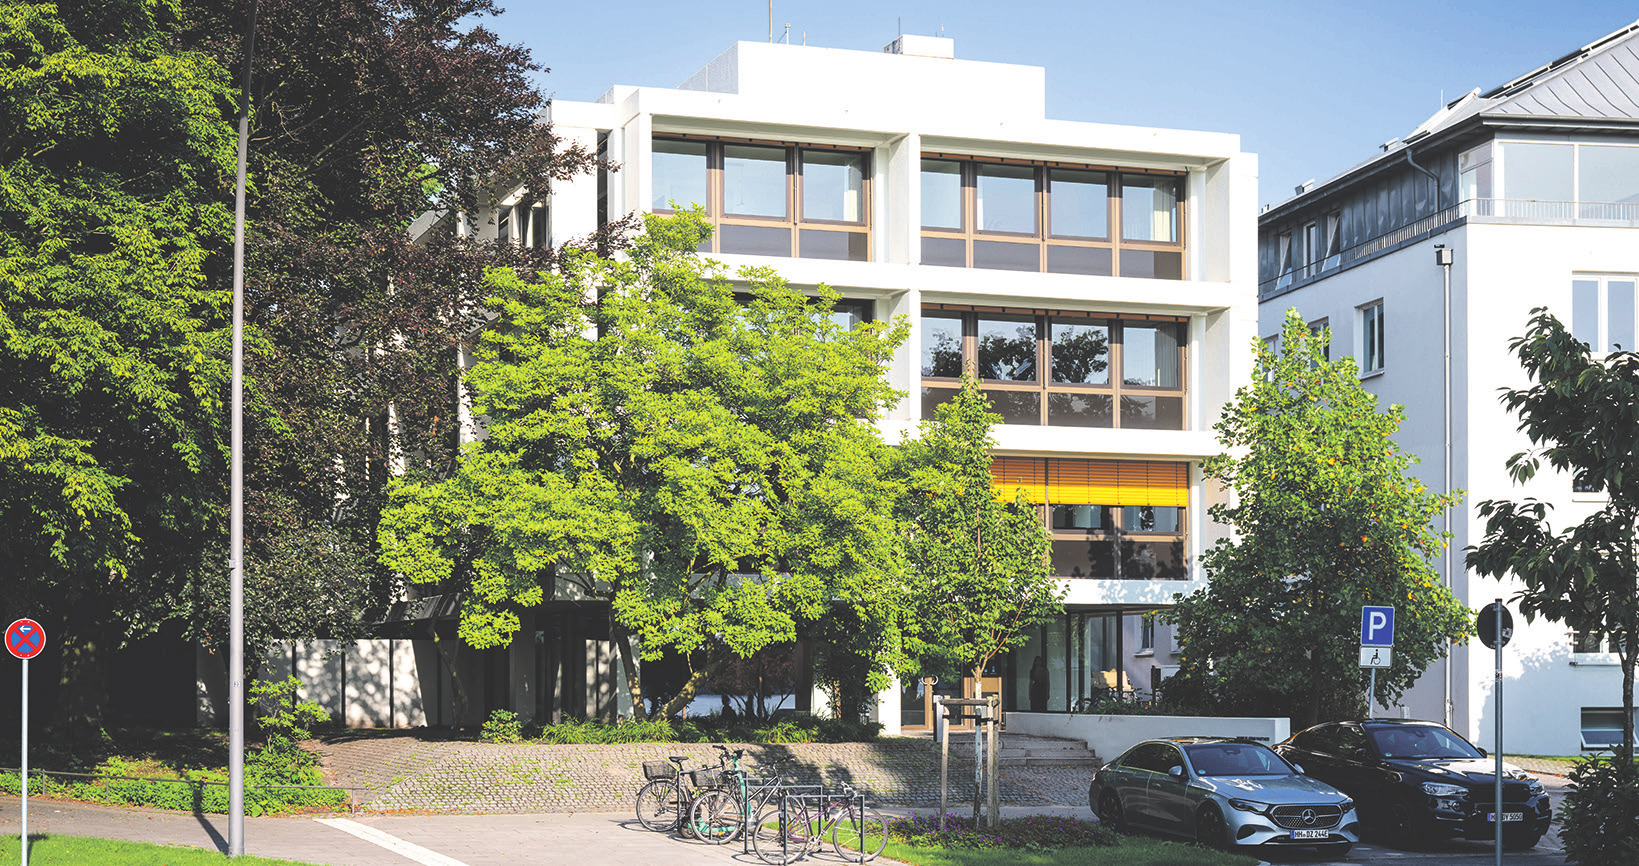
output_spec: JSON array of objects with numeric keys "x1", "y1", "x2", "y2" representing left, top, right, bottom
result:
[
  {"x1": 831, "y1": 808, "x2": 888, "y2": 862},
  {"x1": 635, "y1": 779, "x2": 682, "y2": 832},
  {"x1": 689, "y1": 789, "x2": 745, "y2": 845},
  {"x1": 751, "y1": 801, "x2": 808, "y2": 865}
]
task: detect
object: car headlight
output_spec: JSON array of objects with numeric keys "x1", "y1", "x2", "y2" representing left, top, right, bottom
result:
[
  {"x1": 1339, "y1": 798, "x2": 1354, "y2": 812},
  {"x1": 1228, "y1": 798, "x2": 1270, "y2": 814},
  {"x1": 1527, "y1": 780, "x2": 1545, "y2": 796},
  {"x1": 1422, "y1": 782, "x2": 1466, "y2": 798}
]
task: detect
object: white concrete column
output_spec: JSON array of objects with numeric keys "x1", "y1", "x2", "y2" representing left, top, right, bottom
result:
[{"x1": 550, "y1": 126, "x2": 601, "y2": 244}]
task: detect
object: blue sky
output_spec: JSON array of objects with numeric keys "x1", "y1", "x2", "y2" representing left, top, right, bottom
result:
[{"x1": 487, "y1": 1, "x2": 1637, "y2": 209}]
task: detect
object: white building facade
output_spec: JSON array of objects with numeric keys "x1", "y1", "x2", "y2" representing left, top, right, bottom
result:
[
  {"x1": 1258, "y1": 21, "x2": 1639, "y2": 755},
  {"x1": 246, "y1": 37, "x2": 1260, "y2": 732}
]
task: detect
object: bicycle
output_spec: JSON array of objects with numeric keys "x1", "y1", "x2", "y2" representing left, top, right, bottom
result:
[
  {"x1": 634, "y1": 744, "x2": 741, "y2": 834},
  {"x1": 687, "y1": 753, "x2": 795, "y2": 846},
  {"x1": 751, "y1": 782, "x2": 888, "y2": 864}
]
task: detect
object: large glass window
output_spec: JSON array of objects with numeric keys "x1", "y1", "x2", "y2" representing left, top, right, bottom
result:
[
  {"x1": 922, "y1": 307, "x2": 1186, "y2": 428},
  {"x1": 1579, "y1": 145, "x2": 1639, "y2": 219},
  {"x1": 920, "y1": 156, "x2": 1183, "y2": 278},
  {"x1": 652, "y1": 136, "x2": 870, "y2": 260},
  {"x1": 652, "y1": 139, "x2": 709, "y2": 212},
  {"x1": 993, "y1": 457, "x2": 1189, "y2": 580},
  {"x1": 1572, "y1": 274, "x2": 1639, "y2": 353},
  {"x1": 1504, "y1": 142, "x2": 1573, "y2": 204}
]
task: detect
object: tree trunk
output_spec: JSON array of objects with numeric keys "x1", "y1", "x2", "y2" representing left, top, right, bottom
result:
[
  {"x1": 52, "y1": 623, "x2": 109, "y2": 745},
  {"x1": 660, "y1": 658, "x2": 726, "y2": 719},
  {"x1": 611, "y1": 618, "x2": 645, "y2": 719},
  {"x1": 1623, "y1": 620, "x2": 1637, "y2": 762},
  {"x1": 429, "y1": 626, "x2": 468, "y2": 726}
]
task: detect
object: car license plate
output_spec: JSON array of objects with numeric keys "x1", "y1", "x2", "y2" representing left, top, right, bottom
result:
[
  {"x1": 1291, "y1": 829, "x2": 1329, "y2": 840},
  {"x1": 1486, "y1": 812, "x2": 1525, "y2": 823}
]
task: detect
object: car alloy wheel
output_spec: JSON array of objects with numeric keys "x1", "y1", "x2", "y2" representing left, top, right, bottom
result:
[
  {"x1": 1196, "y1": 805, "x2": 1228, "y2": 850},
  {"x1": 1097, "y1": 791, "x2": 1126, "y2": 833}
]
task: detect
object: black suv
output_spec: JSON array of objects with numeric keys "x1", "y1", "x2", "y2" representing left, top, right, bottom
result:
[{"x1": 1273, "y1": 719, "x2": 1550, "y2": 849}]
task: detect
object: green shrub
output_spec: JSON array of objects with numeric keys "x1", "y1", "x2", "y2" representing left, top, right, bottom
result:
[
  {"x1": 481, "y1": 710, "x2": 523, "y2": 744},
  {"x1": 1561, "y1": 755, "x2": 1639, "y2": 866}
]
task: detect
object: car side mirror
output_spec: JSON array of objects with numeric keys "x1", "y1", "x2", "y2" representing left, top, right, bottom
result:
[
  {"x1": 1478, "y1": 747, "x2": 1488, "y2": 757},
  {"x1": 1292, "y1": 763, "x2": 1305, "y2": 775},
  {"x1": 1167, "y1": 765, "x2": 1185, "y2": 778}
]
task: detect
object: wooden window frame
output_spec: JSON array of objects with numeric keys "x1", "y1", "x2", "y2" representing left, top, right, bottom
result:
[
  {"x1": 921, "y1": 304, "x2": 1188, "y2": 429},
  {"x1": 652, "y1": 135, "x2": 872, "y2": 261},
  {"x1": 920, "y1": 154, "x2": 1185, "y2": 278}
]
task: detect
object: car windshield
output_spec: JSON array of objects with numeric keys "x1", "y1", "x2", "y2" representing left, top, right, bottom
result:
[
  {"x1": 1369, "y1": 725, "x2": 1484, "y2": 759},
  {"x1": 1184, "y1": 743, "x2": 1294, "y2": 776}
]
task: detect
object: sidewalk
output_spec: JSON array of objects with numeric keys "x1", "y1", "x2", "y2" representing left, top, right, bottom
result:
[{"x1": 0, "y1": 797, "x2": 825, "y2": 866}]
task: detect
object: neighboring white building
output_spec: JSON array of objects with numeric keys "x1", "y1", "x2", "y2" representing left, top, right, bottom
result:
[
  {"x1": 242, "y1": 36, "x2": 1260, "y2": 732},
  {"x1": 1258, "y1": 20, "x2": 1639, "y2": 755}
]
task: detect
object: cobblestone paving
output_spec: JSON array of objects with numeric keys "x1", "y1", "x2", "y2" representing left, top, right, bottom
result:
[{"x1": 313, "y1": 735, "x2": 1096, "y2": 814}]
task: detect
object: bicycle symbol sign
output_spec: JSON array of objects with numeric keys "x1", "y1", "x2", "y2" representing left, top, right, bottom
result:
[{"x1": 6, "y1": 619, "x2": 45, "y2": 660}]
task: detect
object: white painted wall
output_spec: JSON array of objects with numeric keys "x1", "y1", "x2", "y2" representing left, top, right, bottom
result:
[
  {"x1": 1005, "y1": 712, "x2": 1290, "y2": 763},
  {"x1": 1263, "y1": 219, "x2": 1639, "y2": 755}
]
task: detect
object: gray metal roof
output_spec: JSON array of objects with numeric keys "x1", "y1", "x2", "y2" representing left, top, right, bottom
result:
[{"x1": 1264, "y1": 19, "x2": 1639, "y2": 216}]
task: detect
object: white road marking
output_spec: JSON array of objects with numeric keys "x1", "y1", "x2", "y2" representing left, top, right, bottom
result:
[{"x1": 314, "y1": 817, "x2": 474, "y2": 866}]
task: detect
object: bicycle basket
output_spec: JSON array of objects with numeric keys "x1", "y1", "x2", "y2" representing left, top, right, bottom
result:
[
  {"x1": 688, "y1": 768, "x2": 724, "y2": 787},
  {"x1": 642, "y1": 761, "x2": 677, "y2": 781}
]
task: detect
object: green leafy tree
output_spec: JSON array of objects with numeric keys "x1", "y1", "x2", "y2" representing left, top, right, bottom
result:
[
  {"x1": 1168, "y1": 311, "x2": 1471, "y2": 728},
  {"x1": 377, "y1": 211, "x2": 913, "y2": 718},
  {"x1": 1468, "y1": 308, "x2": 1639, "y2": 757},
  {"x1": 0, "y1": 0, "x2": 237, "y2": 738},
  {"x1": 895, "y1": 378, "x2": 1061, "y2": 690}
]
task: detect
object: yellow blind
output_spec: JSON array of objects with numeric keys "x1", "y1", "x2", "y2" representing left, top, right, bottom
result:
[
  {"x1": 1042, "y1": 459, "x2": 1188, "y2": 507},
  {"x1": 990, "y1": 458, "x2": 1047, "y2": 504}
]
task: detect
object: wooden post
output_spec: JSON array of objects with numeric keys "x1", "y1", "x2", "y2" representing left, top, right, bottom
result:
[
  {"x1": 971, "y1": 686, "x2": 982, "y2": 825},
  {"x1": 937, "y1": 696, "x2": 949, "y2": 831},
  {"x1": 986, "y1": 696, "x2": 1000, "y2": 828}
]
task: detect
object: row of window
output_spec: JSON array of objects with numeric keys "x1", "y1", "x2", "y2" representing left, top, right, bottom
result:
[
  {"x1": 649, "y1": 135, "x2": 1188, "y2": 276},
  {"x1": 1274, "y1": 212, "x2": 1342, "y2": 287},
  {"x1": 1463, "y1": 140, "x2": 1639, "y2": 217},
  {"x1": 924, "y1": 306, "x2": 1187, "y2": 428},
  {"x1": 992, "y1": 458, "x2": 1189, "y2": 580},
  {"x1": 1269, "y1": 301, "x2": 1383, "y2": 376}
]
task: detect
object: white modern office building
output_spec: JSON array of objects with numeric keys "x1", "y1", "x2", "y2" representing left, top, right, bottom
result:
[
  {"x1": 236, "y1": 36, "x2": 1260, "y2": 732},
  {"x1": 1258, "y1": 21, "x2": 1639, "y2": 755}
]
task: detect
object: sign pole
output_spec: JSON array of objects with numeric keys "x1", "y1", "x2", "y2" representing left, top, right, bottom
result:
[
  {"x1": 1494, "y1": 598, "x2": 1503, "y2": 866},
  {"x1": 20, "y1": 657, "x2": 26, "y2": 866}
]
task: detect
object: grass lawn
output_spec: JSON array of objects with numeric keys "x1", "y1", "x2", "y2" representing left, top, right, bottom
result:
[
  {"x1": 1, "y1": 834, "x2": 326, "y2": 865},
  {"x1": 880, "y1": 836, "x2": 1259, "y2": 866}
]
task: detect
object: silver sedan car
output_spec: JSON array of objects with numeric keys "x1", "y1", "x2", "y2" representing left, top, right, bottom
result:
[{"x1": 1089, "y1": 737, "x2": 1360, "y2": 856}]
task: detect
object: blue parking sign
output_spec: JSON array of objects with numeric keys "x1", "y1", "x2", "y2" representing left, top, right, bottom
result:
[{"x1": 1361, "y1": 606, "x2": 1395, "y2": 647}]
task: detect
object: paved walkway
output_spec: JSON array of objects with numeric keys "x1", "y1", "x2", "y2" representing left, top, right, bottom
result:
[{"x1": 311, "y1": 733, "x2": 1092, "y2": 812}]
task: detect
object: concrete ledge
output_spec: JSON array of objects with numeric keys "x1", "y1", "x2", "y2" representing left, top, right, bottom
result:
[{"x1": 1004, "y1": 712, "x2": 1289, "y2": 764}]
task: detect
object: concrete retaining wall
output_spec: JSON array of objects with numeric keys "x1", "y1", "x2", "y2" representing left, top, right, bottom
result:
[{"x1": 1004, "y1": 712, "x2": 1289, "y2": 761}]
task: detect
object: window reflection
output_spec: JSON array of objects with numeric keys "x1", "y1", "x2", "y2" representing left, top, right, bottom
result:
[
  {"x1": 1122, "y1": 324, "x2": 1182, "y2": 387},
  {"x1": 1122, "y1": 175, "x2": 1179, "y2": 242},
  {"x1": 921, "y1": 314, "x2": 964, "y2": 378},
  {"x1": 1050, "y1": 169, "x2": 1108, "y2": 238},
  {"x1": 723, "y1": 145, "x2": 788, "y2": 217},
  {"x1": 1050, "y1": 321, "x2": 1110, "y2": 384},
  {"x1": 976, "y1": 164, "x2": 1036, "y2": 234},
  {"x1": 802, "y1": 151, "x2": 865, "y2": 222},
  {"x1": 921, "y1": 159, "x2": 963, "y2": 229},
  {"x1": 977, "y1": 316, "x2": 1038, "y2": 381}
]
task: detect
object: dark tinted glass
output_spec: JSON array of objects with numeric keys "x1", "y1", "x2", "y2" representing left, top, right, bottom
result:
[
  {"x1": 922, "y1": 236, "x2": 966, "y2": 267},
  {"x1": 1047, "y1": 392, "x2": 1113, "y2": 427},
  {"x1": 920, "y1": 387, "x2": 960, "y2": 419},
  {"x1": 984, "y1": 389, "x2": 1040, "y2": 425},
  {"x1": 1052, "y1": 538, "x2": 1116, "y2": 578},
  {"x1": 1120, "y1": 539, "x2": 1187, "y2": 579},
  {"x1": 799, "y1": 229, "x2": 867, "y2": 261},
  {"x1": 1047, "y1": 245, "x2": 1113, "y2": 275},
  {"x1": 1368, "y1": 724, "x2": 1483, "y2": 759},
  {"x1": 974, "y1": 240, "x2": 1040, "y2": 271},
  {"x1": 1120, "y1": 396, "x2": 1184, "y2": 430},
  {"x1": 1120, "y1": 249, "x2": 1183, "y2": 280},
  {"x1": 720, "y1": 224, "x2": 791, "y2": 256}
]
